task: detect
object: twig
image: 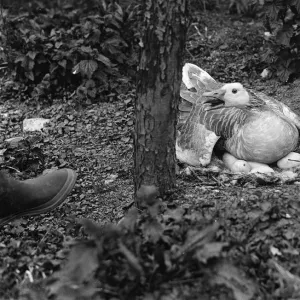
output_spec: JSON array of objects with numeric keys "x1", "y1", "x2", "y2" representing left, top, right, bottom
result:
[
  {"x1": 186, "y1": 47, "x2": 195, "y2": 59},
  {"x1": 194, "y1": 25, "x2": 202, "y2": 37},
  {"x1": 4, "y1": 166, "x2": 21, "y2": 173},
  {"x1": 188, "y1": 167, "x2": 204, "y2": 182}
]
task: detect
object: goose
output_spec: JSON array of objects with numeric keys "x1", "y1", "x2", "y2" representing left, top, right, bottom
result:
[{"x1": 176, "y1": 63, "x2": 300, "y2": 173}]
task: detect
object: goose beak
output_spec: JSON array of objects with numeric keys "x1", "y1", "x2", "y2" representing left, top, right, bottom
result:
[
  {"x1": 203, "y1": 88, "x2": 226, "y2": 99},
  {"x1": 202, "y1": 89, "x2": 226, "y2": 110}
]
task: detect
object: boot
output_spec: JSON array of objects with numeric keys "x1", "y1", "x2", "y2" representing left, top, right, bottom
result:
[{"x1": 0, "y1": 169, "x2": 77, "y2": 226}]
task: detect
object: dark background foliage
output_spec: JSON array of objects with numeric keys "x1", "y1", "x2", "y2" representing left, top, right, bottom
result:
[
  {"x1": 1, "y1": 0, "x2": 300, "y2": 106},
  {"x1": 2, "y1": 1, "x2": 300, "y2": 300},
  {"x1": 0, "y1": 0, "x2": 141, "y2": 104}
]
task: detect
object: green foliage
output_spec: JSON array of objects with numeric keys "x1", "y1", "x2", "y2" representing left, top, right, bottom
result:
[
  {"x1": 189, "y1": 0, "x2": 219, "y2": 11},
  {"x1": 228, "y1": 0, "x2": 300, "y2": 81},
  {"x1": 45, "y1": 203, "x2": 256, "y2": 300},
  {"x1": 0, "y1": 0, "x2": 141, "y2": 102},
  {"x1": 260, "y1": 0, "x2": 300, "y2": 81},
  {"x1": 229, "y1": 0, "x2": 264, "y2": 16}
]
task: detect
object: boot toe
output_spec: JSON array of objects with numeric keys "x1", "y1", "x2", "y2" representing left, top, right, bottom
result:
[{"x1": 0, "y1": 168, "x2": 77, "y2": 226}]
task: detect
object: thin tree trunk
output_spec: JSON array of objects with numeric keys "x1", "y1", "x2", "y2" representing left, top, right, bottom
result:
[{"x1": 134, "y1": 0, "x2": 188, "y2": 207}]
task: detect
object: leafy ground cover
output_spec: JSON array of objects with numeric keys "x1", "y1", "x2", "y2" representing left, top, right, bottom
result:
[{"x1": 2, "y1": 5, "x2": 300, "y2": 300}]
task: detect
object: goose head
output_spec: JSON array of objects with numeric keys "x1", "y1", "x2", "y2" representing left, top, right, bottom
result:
[{"x1": 202, "y1": 83, "x2": 250, "y2": 109}]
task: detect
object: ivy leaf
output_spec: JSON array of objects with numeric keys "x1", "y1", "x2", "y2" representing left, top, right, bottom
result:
[
  {"x1": 15, "y1": 55, "x2": 25, "y2": 64},
  {"x1": 27, "y1": 51, "x2": 38, "y2": 60},
  {"x1": 290, "y1": 0, "x2": 300, "y2": 13},
  {"x1": 25, "y1": 71, "x2": 34, "y2": 81},
  {"x1": 96, "y1": 53, "x2": 113, "y2": 67},
  {"x1": 80, "y1": 46, "x2": 93, "y2": 53},
  {"x1": 87, "y1": 88, "x2": 96, "y2": 98},
  {"x1": 85, "y1": 79, "x2": 95, "y2": 88},
  {"x1": 276, "y1": 59, "x2": 294, "y2": 82},
  {"x1": 276, "y1": 23, "x2": 294, "y2": 46},
  {"x1": 58, "y1": 59, "x2": 67, "y2": 69},
  {"x1": 55, "y1": 41, "x2": 63, "y2": 49},
  {"x1": 73, "y1": 60, "x2": 98, "y2": 78},
  {"x1": 86, "y1": 79, "x2": 96, "y2": 98},
  {"x1": 15, "y1": 56, "x2": 35, "y2": 71},
  {"x1": 76, "y1": 85, "x2": 87, "y2": 99},
  {"x1": 265, "y1": 0, "x2": 285, "y2": 20}
]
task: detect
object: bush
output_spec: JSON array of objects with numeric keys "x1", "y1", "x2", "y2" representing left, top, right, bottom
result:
[
  {"x1": 43, "y1": 204, "x2": 255, "y2": 300},
  {"x1": 0, "y1": 0, "x2": 141, "y2": 102},
  {"x1": 229, "y1": 0, "x2": 300, "y2": 82},
  {"x1": 229, "y1": 0, "x2": 264, "y2": 16},
  {"x1": 261, "y1": 0, "x2": 300, "y2": 82}
]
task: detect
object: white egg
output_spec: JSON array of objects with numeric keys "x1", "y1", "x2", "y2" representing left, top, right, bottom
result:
[
  {"x1": 222, "y1": 152, "x2": 251, "y2": 173},
  {"x1": 248, "y1": 161, "x2": 274, "y2": 174},
  {"x1": 277, "y1": 152, "x2": 300, "y2": 169}
]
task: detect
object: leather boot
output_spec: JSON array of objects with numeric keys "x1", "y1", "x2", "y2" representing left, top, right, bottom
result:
[{"x1": 0, "y1": 168, "x2": 77, "y2": 226}]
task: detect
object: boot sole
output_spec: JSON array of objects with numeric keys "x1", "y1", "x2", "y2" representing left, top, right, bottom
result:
[{"x1": 0, "y1": 169, "x2": 77, "y2": 227}]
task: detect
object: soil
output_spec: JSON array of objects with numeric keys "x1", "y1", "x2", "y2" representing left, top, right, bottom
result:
[{"x1": 1, "y1": 5, "x2": 300, "y2": 300}]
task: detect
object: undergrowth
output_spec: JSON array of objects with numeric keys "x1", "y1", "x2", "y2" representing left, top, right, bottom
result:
[
  {"x1": 19, "y1": 202, "x2": 257, "y2": 300},
  {"x1": 0, "y1": 0, "x2": 141, "y2": 103}
]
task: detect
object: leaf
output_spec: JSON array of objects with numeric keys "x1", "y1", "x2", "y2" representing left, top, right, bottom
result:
[
  {"x1": 104, "y1": 37, "x2": 128, "y2": 48},
  {"x1": 290, "y1": 0, "x2": 300, "y2": 13},
  {"x1": 195, "y1": 242, "x2": 228, "y2": 263},
  {"x1": 85, "y1": 79, "x2": 95, "y2": 88},
  {"x1": 79, "y1": 218, "x2": 103, "y2": 239},
  {"x1": 74, "y1": 60, "x2": 98, "y2": 78},
  {"x1": 80, "y1": 46, "x2": 93, "y2": 53},
  {"x1": 118, "y1": 241, "x2": 144, "y2": 274},
  {"x1": 27, "y1": 51, "x2": 38, "y2": 60},
  {"x1": 15, "y1": 55, "x2": 25, "y2": 64},
  {"x1": 25, "y1": 71, "x2": 34, "y2": 81},
  {"x1": 76, "y1": 86, "x2": 87, "y2": 98},
  {"x1": 17, "y1": 56, "x2": 35, "y2": 71},
  {"x1": 276, "y1": 60, "x2": 294, "y2": 82},
  {"x1": 96, "y1": 53, "x2": 113, "y2": 67},
  {"x1": 276, "y1": 23, "x2": 294, "y2": 46},
  {"x1": 118, "y1": 207, "x2": 138, "y2": 232},
  {"x1": 58, "y1": 59, "x2": 67, "y2": 69},
  {"x1": 63, "y1": 243, "x2": 98, "y2": 284},
  {"x1": 141, "y1": 218, "x2": 163, "y2": 243},
  {"x1": 265, "y1": 0, "x2": 285, "y2": 20},
  {"x1": 175, "y1": 223, "x2": 219, "y2": 258},
  {"x1": 48, "y1": 244, "x2": 99, "y2": 297},
  {"x1": 87, "y1": 88, "x2": 96, "y2": 98},
  {"x1": 211, "y1": 261, "x2": 257, "y2": 300},
  {"x1": 270, "y1": 259, "x2": 300, "y2": 290},
  {"x1": 111, "y1": 2, "x2": 124, "y2": 23},
  {"x1": 55, "y1": 41, "x2": 63, "y2": 49}
]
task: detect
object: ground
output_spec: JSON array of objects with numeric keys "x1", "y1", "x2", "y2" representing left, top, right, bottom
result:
[{"x1": 2, "y1": 6, "x2": 300, "y2": 300}]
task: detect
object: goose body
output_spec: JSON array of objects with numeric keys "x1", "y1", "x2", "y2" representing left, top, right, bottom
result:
[{"x1": 177, "y1": 63, "x2": 300, "y2": 170}]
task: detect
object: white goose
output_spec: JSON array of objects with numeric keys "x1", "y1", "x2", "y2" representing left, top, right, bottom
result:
[{"x1": 176, "y1": 63, "x2": 300, "y2": 173}]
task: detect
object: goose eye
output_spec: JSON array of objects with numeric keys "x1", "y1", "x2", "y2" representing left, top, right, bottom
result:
[{"x1": 232, "y1": 89, "x2": 238, "y2": 94}]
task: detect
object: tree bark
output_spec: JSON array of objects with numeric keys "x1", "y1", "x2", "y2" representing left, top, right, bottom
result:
[{"x1": 134, "y1": 0, "x2": 188, "y2": 207}]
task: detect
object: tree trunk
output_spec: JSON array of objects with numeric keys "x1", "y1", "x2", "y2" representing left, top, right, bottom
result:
[{"x1": 134, "y1": 0, "x2": 188, "y2": 207}]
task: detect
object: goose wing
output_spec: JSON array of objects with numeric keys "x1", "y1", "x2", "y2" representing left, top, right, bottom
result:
[
  {"x1": 196, "y1": 105, "x2": 249, "y2": 139},
  {"x1": 176, "y1": 102, "x2": 249, "y2": 166},
  {"x1": 179, "y1": 63, "x2": 222, "y2": 128},
  {"x1": 249, "y1": 89, "x2": 300, "y2": 129}
]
